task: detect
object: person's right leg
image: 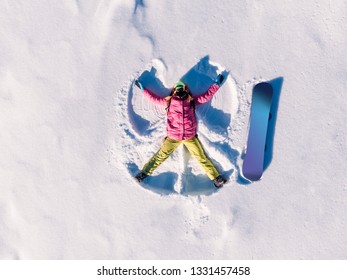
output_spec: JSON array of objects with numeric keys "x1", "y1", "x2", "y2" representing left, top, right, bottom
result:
[{"x1": 141, "y1": 137, "x2": 181, "y2": 175}]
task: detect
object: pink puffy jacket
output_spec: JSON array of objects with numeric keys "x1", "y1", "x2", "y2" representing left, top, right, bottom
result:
[{"x1": 142, "y1": 84, "x2": 220, "y2": 140}]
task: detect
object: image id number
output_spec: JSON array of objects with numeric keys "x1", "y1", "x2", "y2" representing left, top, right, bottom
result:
[{"x1": 191, "y1": 266, "x2": 251, "y2": 276}]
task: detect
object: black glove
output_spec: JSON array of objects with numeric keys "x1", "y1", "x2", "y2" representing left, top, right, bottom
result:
[
  {"x1": 135, "y1": 80, "x2": 144, "y2": 90},
  {"x1": 215, "y1": 74, "x2": 224, "y2": 86}
]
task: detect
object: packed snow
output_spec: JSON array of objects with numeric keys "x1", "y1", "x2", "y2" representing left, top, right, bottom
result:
[{"x1": 1, "y1": 0, "x2": 347, "y2": 259}]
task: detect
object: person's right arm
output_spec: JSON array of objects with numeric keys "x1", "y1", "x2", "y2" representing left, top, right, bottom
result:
[
  {"x1": 142, "y1": 88, "x2": 167, "y2": 106},
  {"x1": 135, "y1": 80, "x2": 167, "y2": 106}
]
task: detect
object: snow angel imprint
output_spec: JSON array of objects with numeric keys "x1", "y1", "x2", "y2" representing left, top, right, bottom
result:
[{"x1": 134, "y1": 76, "x2": 227, "y2": 188}]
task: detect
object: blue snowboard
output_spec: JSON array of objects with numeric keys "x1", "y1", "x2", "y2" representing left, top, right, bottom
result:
[{"x1": 242, "y1": 82, "x2": 273, "y2": 181}]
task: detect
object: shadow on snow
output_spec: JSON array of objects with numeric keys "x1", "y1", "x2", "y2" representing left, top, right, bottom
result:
[
  {"x1": 264, "y1": 77, "x2": 284, "y2": 171},
  {"x1": 127, "y1": 162, "x2": 178, "y2": 195}
]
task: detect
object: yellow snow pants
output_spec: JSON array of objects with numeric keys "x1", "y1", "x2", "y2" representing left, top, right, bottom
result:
[{"x1": 141, "y1": 136, "x2": 220, "y2": 180}]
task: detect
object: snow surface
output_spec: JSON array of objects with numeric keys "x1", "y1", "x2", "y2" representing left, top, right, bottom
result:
[{"x1": 1, "y1": 0, "x2": 347, "y2": 259}]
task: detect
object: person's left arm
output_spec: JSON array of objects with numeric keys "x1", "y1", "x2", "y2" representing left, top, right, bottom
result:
[
  {"x1": 195, "y1": 83, "x2": 220, "y2": 105},
  {"x1": 195, "y1": 74, "x2": 224, "y2": 105}
]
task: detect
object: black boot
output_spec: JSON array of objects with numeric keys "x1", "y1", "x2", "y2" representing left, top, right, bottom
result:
[
  {"x1": 213, "y1": 175, "x2": 227, "y2": 188},
  {"x1": 135, "y1": 172, "x2": 148, "y2": 182}
]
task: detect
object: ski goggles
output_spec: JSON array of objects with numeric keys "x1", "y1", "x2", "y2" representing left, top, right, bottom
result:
[
  {"x1": 175, "y1": 90, "x2": 190, "y2": 101},
  {"x1": 174, "y1": 87, "x2": 187, "y2": 93},
  {"x1": 174, "y1": 82, "x2": 189, "y2": 94}
]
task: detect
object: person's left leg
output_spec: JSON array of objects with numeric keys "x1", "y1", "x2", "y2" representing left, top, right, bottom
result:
[{"x1": 183, "y1": 136, "x2": 220, "y2": 180}]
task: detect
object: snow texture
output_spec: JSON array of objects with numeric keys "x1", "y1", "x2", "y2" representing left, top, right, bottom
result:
[{"x1": 1, "y1": 0, "x2": 347, "y2": 259}]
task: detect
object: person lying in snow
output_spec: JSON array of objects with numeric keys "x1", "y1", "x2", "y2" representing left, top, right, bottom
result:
[{"x1": 134, "y1": 75, "x2": 227, "y2": 188}]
